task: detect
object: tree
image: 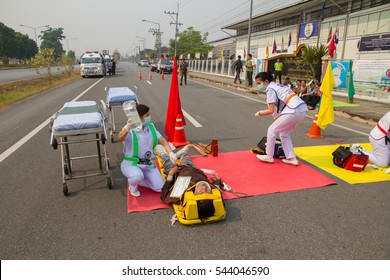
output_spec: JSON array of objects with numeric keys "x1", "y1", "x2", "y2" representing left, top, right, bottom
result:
[
  {"x1": 0, "y1": 22, "x2": 37, "y2": 63},
  {"x1": 30, "y1": 48, "x2": 56, "y2": 85},
  {"x1": 67, "y1": 50, "x2": 76, "y2": 61},
  {"x1": 168, "y1": 27, "x2": 212, "y2": 58},
  {"x1": 112, "y1": 49, "x2": 120, "y2": 61},
  {"x1": 39, "y1": 27, "x2": 65, "y2": 61},
  {"x1": 59, "y1": 52, "x2": 75, "y2": 77},
  {"x1": 296, "y1": 44, "x2": 328, "y2": 80}
]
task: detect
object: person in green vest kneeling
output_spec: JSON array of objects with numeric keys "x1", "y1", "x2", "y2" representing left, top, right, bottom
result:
[{"x1": 118, "y1": 104, "x2": 176, "y2": 197}]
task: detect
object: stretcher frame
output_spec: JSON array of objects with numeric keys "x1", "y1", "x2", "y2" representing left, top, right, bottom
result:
[
  {"x1": 50, "y1": 102, "x2": 112, "y2": 196},
  {"x1": 104, "y1": 86, "x2": 139, "y2": 142}
]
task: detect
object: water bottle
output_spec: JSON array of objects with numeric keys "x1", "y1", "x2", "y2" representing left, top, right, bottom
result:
[{"x1": 123, "y1": 100, "x2": 141, "y2": 128}]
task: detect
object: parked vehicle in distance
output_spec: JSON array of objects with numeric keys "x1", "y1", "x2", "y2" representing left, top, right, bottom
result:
[
  {"x1": 139, "y1": 60, "x2": 149, "y2": 67},
  {"x1": 156, "y1": 60, "x2": 173, "y2": 74},
  {"x1": 79, "y1": 51, "x2": 106, "y2": 78},
  {"x1": 150, "y1": 60, "x2": 159, "y2": 72}
]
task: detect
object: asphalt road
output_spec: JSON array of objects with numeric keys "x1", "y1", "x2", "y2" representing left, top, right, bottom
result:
[
  {"x1": 0, "y1": 66, "x2": 79, "y2": 84},
  {"x1": 0, "y1": 62, "x2": 389, "y2": 260}
]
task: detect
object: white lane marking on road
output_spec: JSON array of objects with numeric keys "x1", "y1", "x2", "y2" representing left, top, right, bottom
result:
[
  {"x1": 190, "y1": 79, "x2": 370, "y2": 136},
  {"x1": 182, "y1": 109, "x2": 202, "y2": 127},
  {"x1": 0, "y1": 78, "x2": 104, "y2": 163},
  {"x1": 146, "y1": 81, "x2": 152, "y2": 85}
]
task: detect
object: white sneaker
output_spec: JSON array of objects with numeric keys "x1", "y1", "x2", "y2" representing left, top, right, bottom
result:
[
  {"x1": 282, "y1": 158, "x2": 299, "y2": 166},
  {"x1": 256, "y1": 154, "x2": 274, "y2": 163},
  {"x1": 154, "y1": 144, "x2": 167, "y2": 157},
  {"x1": 129, "y1": 185, "x2": 141, "y2": 197}
]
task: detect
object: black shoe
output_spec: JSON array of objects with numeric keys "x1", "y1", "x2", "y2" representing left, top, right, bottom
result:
[{"x1": 180, "y1": 83, "x2": 182, "y2": 86}]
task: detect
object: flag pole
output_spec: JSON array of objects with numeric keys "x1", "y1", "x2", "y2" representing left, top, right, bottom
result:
[
  {"x1": 295, "y1": 12, "x2": 302, "y2": 50},
  {"x1": 316, "y1": 19, "x2": 322, "y2": 47}
]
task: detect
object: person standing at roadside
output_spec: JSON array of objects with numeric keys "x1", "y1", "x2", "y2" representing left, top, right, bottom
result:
[
  {"x1": 232, "y1": 55, "x2": 243, "y2": 84},
  {"x1": 179, "y1": 58, "x2": 188, "y2": 86},
  {"x1": 111, "y1": 58, "x2": 116, "y2": 75},
  {"x1": 245, "y1": 54, "x2": 254, "y2": 87},
  {"x1": 274, "y1": 58, "x2": 283, "y2": 84}
]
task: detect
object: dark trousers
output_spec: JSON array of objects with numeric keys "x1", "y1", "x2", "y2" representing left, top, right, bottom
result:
[
  {"x1": 234, "y1": 70, "x2": 242, "y2": 83},
  {"x1": 246, "y1": 71, "x2": 253, "y2": 87},
  {"x1": 180, "y1": 71, "x2": 187, "y2": 85},
  {"x1": 274, "y1": 71, "x2": 282, "y2": 84}
]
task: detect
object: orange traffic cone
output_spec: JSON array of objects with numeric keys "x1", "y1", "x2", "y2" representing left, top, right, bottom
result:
[
  {"x1": 306, "y1": 112, "x2": 324, "y2": 138},
  {"x1": 161, "y1": 71, "x2": 165, "y2": 80},
  {"x1": 138, "y1": 70, "x2": 142, "y2": 80},
  {"x1": 148, "y1": 71, "x2": 152, "y2": 80},
  {"x1": 172, "y1": 114, "x2": 190, "y2": 147}
]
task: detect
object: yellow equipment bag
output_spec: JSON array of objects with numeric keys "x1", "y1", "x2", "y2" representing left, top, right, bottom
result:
[{"x1": 172, "y1": 185, "x2": 226, "y2": 225}]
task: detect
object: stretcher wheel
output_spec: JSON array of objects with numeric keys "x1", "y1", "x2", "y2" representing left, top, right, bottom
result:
[
  {"x1": 107, "y1": 177, "x2": 112, "y2": 189},
  {"x1": 52, "y1": 138, "x2": 58, "y2": 150},
  {"x1": 101, "y1": 134, "x2": 106, "y2": 144},
  {"x1": 63, "y1": 183, "x2": 69, "y2": 196}
]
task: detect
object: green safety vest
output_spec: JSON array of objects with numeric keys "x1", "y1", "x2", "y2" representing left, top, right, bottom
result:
[
  {"x1": 123, "y1": 123, "x2": 158, "y2": 166},
  {"x1": 275, "y1": 62, "x2": 283, "y2": 71},
  {"x1": 246, "y1": 60, "x2": 253, "y2": 72}
]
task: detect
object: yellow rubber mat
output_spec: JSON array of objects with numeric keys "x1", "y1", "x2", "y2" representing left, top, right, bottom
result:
[{"x1": 295, "y1": 143, "x2": 390, "y2": 184}]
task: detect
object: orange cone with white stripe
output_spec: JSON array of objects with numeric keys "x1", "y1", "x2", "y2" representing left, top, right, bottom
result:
[
  {"x1": 161, "y1": 71, "x2": 165, "y2": 80},
  {"x1": 306, "y1": 112, "x2": 324, "y2": 138},
  {"x1": 148, "y1": 71, "x2": 152, "y2": 80},
  {"x1": 172, "y1": 114, "x2": 190, "y2": 147},
  {"x1": 138, "y1": 70, "x2": 142, "y2": 80}
]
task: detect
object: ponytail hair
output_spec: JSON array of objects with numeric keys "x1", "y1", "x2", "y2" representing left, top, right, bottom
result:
[{"x1": 255, "y1": 72, "x2": 274, "y2": 82}]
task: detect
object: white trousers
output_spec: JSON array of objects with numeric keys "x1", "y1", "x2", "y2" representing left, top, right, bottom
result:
[
  {"x1": 121, "y1": 161, "x2": 164, "y2": 192},
  {"x1": 266, "y1": 112, "x2": 306, "y2": 159},
  {"x1": 362, "y1": 137, "x2": 390, "y2": 167}
]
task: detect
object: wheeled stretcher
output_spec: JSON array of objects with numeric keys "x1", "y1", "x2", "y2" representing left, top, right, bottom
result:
[
  {"x1": 50, "y1": 100, "x2": 112, "y2": 196},
  {"x1": 104, "y1": 87, "x2": 138, "y2": 142}
]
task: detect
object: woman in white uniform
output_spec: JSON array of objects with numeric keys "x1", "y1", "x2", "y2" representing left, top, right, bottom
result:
[
  {"x1": 358, "y1": 111, "x2": 390, "y2": 167},
  {"x1": 254, "y1": 72, "x2": 308, "y2": 166},
  {"x1": 118, "y1": 104, "x2": 176, "y2": 197}
]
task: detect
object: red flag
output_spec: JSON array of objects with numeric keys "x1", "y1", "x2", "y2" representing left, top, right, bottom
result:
[
  {"x1": 165, "y1": 56, "x2": 186, "y2": 142},
  {"x1": 272, "y1": 38, "x2": 277, "y2": 54},
  {"x1": 281, "y1": 36, "x2": 284, "y2": 50},
  {"x1": 328, "y1": 34, "x2": 336, "y2": 58}
]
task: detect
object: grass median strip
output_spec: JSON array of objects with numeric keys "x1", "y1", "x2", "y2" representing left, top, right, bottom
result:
[{"x1": 0, "y1": 71, "x2": 80, "y2": 108}]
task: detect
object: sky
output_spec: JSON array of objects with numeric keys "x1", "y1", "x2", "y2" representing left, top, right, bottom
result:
[{"x1": 1, "y1": 0, "x2": 299, "y2": 57}]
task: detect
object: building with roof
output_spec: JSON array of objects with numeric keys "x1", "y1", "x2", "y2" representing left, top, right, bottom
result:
[{"x1": 221, "y1": 0, "x2": 390, "y2": 101}]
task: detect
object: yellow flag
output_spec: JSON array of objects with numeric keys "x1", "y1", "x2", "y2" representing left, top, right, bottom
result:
[
  {"x1": 266, "y1": 46, "x2": 269, "y2": 58},
  {"x1": 317, "y1": 62, "x2": 335, "y2": 129}
]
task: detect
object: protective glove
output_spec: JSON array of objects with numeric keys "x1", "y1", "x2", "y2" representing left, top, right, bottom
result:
[
  {"x1": 169, "y1": 151, "x2": 177, "y2": 163},
  {"x1": 124, "y1": 119, "x2": 136, "y2": 132}
]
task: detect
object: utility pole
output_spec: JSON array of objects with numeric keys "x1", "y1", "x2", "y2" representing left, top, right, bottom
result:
[
  {"x1": 142, "y1": 19, "x2": 162, "y2": 58},
  {"x1": 165, "y1": 3, "x2": 182, "y2": 58},
  {"x1": 246, "y1": 0, "x2": 253, "y2": 60}
]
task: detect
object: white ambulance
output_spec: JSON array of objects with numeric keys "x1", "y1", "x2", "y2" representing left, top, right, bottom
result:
[{"x1": 79, "y1": 51, "x2": 106, "y2": 78}]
